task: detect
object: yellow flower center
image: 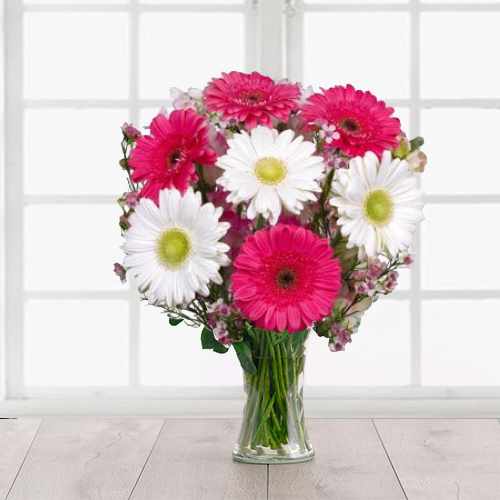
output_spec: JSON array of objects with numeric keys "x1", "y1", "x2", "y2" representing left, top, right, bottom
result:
[
  {"x1": 156, "y1": 228, "x2": 191, "y2": 268},
  {"x1": 363, "y1": 189, "x2": 394, "y2": 226},
  {"x1": 254, "y1": 157, "x2": 287, "y2": 185}
]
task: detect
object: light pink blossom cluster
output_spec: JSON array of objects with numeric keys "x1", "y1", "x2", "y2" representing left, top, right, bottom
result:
[
  {"x1": 328, "y1": 323, "x2": 352, "y2": 352},
  {"x1": 349, "y1": 254, "x2": 413, "y2": 297},
  {"x1": 207, "y1": 299, "x2": 243, "y2": 345}
]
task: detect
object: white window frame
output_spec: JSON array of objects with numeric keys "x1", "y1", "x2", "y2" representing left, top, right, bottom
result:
[
  {"x1": 285, "y1": 0, "x2": 500, "y2": 399},
  {"x1": 2, "y1": 0, "x2": 500, "y2": 415},
  {"x1": 0, "y1": 0, "x2": 6, "y2": 402},
  {"x1": 2, "y1": 0, "x2": 262, "y2": 403}
]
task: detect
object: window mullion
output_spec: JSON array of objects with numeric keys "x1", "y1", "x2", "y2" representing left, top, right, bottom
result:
[
  {"x1": 285, "y1": 0, "x2": 303, "y2": 82},
  {"x1": 5, "y1": 0, "x2": 25, "y2": 398},
  {"x1": 129, "y1": 0, "x2": 140, "y2": 389},
  {"x1": 409, "y1": 0, "x2": 422, "y2": 387},
  {"x1": 244, "y1": 0, "x2": 258, "y2": 71},
  {"x1": 256, "y1": 0, "x2": 285, "y2": 79},
  {"x1": 0, "y1": 0, "x2": 5, "y2": 400}
]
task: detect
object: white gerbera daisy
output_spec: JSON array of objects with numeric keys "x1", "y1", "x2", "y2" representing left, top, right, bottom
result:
[
  {"x1": 330, "y1": 151, "x2": 424, "y2": 257},
  {"x1": 216, "y1": 126, "x2": 325, "y2": 224},
  {"x1": 123, "y1": 188, "x2": 230, "y2": 306}
]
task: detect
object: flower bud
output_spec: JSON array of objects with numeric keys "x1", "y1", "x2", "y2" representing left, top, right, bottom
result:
[
  {"x1": 400, "y1": 253, "x2": 414, "y2": 266},
  {"x1": 354, "y1": 282, "x2": 369, "y2": 294},
  {"x1": 119, "y1": 214, "x2": 130, "y2": 230},
  {"x1": 388, "y1": 270, "x2": 399, "y2": 282},
  {"x1": 125, "y1": 192, "x2": 139, "y2": 208},
  {"x1": 407, "y1": 150, "x2": 427, "y2": 173},
  {"x1": 367, "y1": 260, "x2": 384, "y2": 279},
  {"x1": 113, "y1": 263, "x2": 127, "y2": 283},
  {"x1": 214, "y1": 322, "x2": 232, "y2": 345},
  {"x1": 351, "y1": 270, "x2": 367, "y2": 281},
  {"x1": 121, "y1": 122, "x2": 141, "y2": 142}
]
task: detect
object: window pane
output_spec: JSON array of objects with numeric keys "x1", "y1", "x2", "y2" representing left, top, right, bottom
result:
[
  {"x1": 25, "y1": 300, "x2": 129, "y2": 386},
  {"x1": 304, "y1": 0, "x2": 408, "y2": 3},
  {"x1": 25, "y1": 109, "x2": 127, "y2": 195},
  {"x1": 24, "y1": 13, "x2": 129, "y2": 99},
  {"x1": 393, "y1": 106, "x2": 410, "y2": 137},
  {"x1": 25, "y1": 204, "x2": 125, "y2": 291},
  {"x1": 26, "y1": 0, "x2": 126, "y2": 3},
  {"x1": 422, "y1": 205, "x2": 500, "y2": 290},
  {"x1": 397, "y1": 267, "x2": 410, "y2": 290},
  {"x1": 307, "y1": 300, "x2": 410, "y2": 386},
  {"x1": 139, "y1": 107, "x2": 162, "y2": 129},
  {"x1": 421, "y1": 109, "x2": 500, "y2": 195},
  {"x1": 141, "y1": 0, "x2": 243, "y2": 3},
  {"x1": 422, "y1": 300, "x2": 500, "y2": 385},
  {"x1": 421, "y1": 13, "x2": 500, "y2": 98},
  {"x1": 304, "y1": 13, "x2": 410, "y2": 98},
  {"x1": 139, "y1": 13, "x2": 244, "y2": 98},
  {"x1": 422, "y1": 0, "x2": 500, "y2": 3},
  {"x1": 140, "y1": 305, "x2": 242, "y2": 386}
]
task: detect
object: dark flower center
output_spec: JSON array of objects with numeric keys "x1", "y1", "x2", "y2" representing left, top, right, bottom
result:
[
  {"x1": 340, "y1": 117, "x2": 360, "y2": 133},
  {"x1": 166, "y1": 149, "x2": 185, "y2": 171},
  {"x1": 277, "y1": 268, "x2": 296, "y2": 289},
  {"x1": 238, "y1": 90, "x2": 265, "y2": 106},
  {"x1": 169, "y1": 150, "x2": 182, "y2": 165}
]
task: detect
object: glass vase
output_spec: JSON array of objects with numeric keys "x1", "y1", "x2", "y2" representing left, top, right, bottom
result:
[{"x1": 233, "y1": 329, "x2": 314, "y2": 464}]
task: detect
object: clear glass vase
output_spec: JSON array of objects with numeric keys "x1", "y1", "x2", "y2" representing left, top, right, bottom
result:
[{"x1": 233, "y1": 330, "x2": 314, "y2": 464}]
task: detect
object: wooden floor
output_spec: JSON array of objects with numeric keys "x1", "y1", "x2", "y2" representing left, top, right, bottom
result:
[{"x1": 1, "y1": 418, "x2": 499, "y2": 499}]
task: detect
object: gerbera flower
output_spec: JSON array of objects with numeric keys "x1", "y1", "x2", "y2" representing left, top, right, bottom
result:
[
  {"x1": 330, "y1": 151, "x2": 424, "y2": 257},
  {"x1": 301, "y1": 84, "x2": 401, "y2": 158},
  {"x1": 216, "y1": 126, "x2": 325, "y2": 224},
  {"x1": 129, "y1": 109, "x2": 217, "y2": 203},
  {"x1": 122, "y1": 188, "x2": 230, "y2": 306},
  {"x1": 203, "y1": 71, "x2": 300, "y2": 129},
  {"x1": 232, "y1": 224, "x2": 342, "y2": 333}
]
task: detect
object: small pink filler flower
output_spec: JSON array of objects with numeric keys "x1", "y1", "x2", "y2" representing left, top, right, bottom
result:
[
  {"x1": 128, "y1": 109, "x2": 217, "y2": 203},
  {"x1": 121, "y1": 122, "x2": 142, "y2": 141},
  {"x1": 232, "y1": 224, "x2": 342, "y2": 333},
  {"x1": 203, "y1": 71, "x2": 300, "y2": 129}
]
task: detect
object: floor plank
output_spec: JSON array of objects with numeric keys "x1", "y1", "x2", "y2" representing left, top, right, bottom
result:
[
  {"x1": 375, "y1": 419, "x2": 500, "y2": 500},
  {"x1": 0, "y1": 418, "x2": 41, "y2": 500},
  {"x1": 130, "y1": 419, "x2": 267, "y2": 500},
  {"x1": 268, "y1": 419, "x2": 405, "y2": 500},
  {"x1": 6, "y1": 417, "x2": 164, "y2": 500}
]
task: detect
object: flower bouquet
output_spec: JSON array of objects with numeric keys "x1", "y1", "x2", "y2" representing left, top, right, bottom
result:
[{"x1": 114, "y1": 71, "x2": 426, "y2": 464}]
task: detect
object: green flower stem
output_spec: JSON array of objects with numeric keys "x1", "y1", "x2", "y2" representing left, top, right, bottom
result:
[{"x1": 238, "y1": 330, "x2": 308, "y2": 452}]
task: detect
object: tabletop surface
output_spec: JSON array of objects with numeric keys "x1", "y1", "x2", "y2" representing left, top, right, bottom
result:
[{"x1": 1, "y1": 417, "x2": 499, "y2": 500}]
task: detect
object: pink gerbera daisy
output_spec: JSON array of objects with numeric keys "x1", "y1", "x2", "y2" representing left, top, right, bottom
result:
[
  {"x1": 203, "y1": 71, "x2": 300, "y2": 129},
  {"x1": 301, "y1": 84, "x2": 401, "y2": 158},
  {"x1": 129, "y1": 109, "x2": 217, "y2": 203},
  {"x1": 232, "y1": 224, "x2": 342, "y2": 333}
]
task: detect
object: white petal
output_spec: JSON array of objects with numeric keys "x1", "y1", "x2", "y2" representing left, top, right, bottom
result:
[
  {"x1": 331, "y1": 150, "x2": 424, "y2": 258},
  {"x1": 122, "y1": 188, "x2": 229, "y2": 307},
  {"x1": 251, "y1": 126, "x2": 276, "y2": 156}
]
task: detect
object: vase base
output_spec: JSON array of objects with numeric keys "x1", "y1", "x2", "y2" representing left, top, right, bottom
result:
[{"x1": 232, "y1": 446, "x2": 314, "y2": 465}]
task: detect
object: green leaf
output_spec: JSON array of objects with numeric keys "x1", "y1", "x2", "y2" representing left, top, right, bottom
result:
[
  {"x1": 168, "y1": 317, "x2": 183, "y2": 326},
  {"x1": 201, "y1": 327, "x2": 228, "y2": 354},
  {"x1": 233, "y1": 341, "x2": 257, "y2": 375},
  {"x1": 212, "y1": 342, "x2": 229, "y2": 354},
  {"x1": 410, "y1": 136, "x2": 424, "y2": 151},
  {"x1": 201, "y1": 327, "x2": 216, "y2": 349}
]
